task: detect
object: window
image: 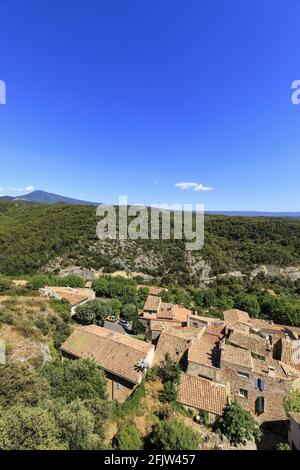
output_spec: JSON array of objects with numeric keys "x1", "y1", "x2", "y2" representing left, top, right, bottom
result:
[
  {"x1": 255, "y1": 396, "x2": 265, "y2": 415},
  {"x1": 238, "y1": 371, "x2": 249, "y2": 378},
  {"x1": 254, "y1": 378, "x2": 265, "y2": 392},
  {"x1": 239, "y1": 388, "x2": 248, "y2": 399}
]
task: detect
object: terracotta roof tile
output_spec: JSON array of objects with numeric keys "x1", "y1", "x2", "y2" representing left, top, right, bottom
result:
[
  {"x1": 61, "y1": 325, "x2": 154, "y2": 384},
  {"x1": 178, "y1": 374, "x2": 227, "y2": 415},
  {"x1": 143, "y1": 295, "x2": 161, "y2": 312},
  {"x1": 221, "y1": 344, "x2": 253, "y2": 369},
  {"x1": 188, "y1": 332, "x2": 221, "y2": 368},
  {"x1": 228, "y1": 330, "x2": 269, "y2": 356},
  {"x1": 224, "y1": 309, "x2": 251, "y2": 327},
  {"x1": 154, "y1": 326, "x2": 203, "y2": 365}
]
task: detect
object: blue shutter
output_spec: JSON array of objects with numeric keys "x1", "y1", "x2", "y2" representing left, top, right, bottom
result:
[
  {"x1": 254, "y1": 378, "x2": 259, "y2": 389},
  {"x1": 260, "y1": 379, "x2": 265, "y2": 392}
]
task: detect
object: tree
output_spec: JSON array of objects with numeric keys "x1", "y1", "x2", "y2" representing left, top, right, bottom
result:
[
  {"x1": 122, "y1": 303, "x2": 137, "y2": 321},
  {"x1": 55, "y1": 399, "x2": 103, "y2": 450},
  {"x1": 54, "y1": 275, "x2": 85, "y2": 288},
  {"x1": 151, "y1": 418, "x2": 201, "y2": 450},
  {"x1": 27, "y1": 274, "x2": 50, "y2": 290},
  {"x1": 0, "y1": 364, "x2": 50, "y2": 409},
  {"x1": 234, "y1": 294, "x2": 260, "y2": 318},
  {"x1": 74, "y1": 300, "x2": 114, "y2": 325},
  {"x1": 115, "y1": 424, "x2": 144, "y2": 450},
  {"x1": 218, "y1": 401, "x2": 262, "y2": 445},
  {"x1": 40, "y1": 358, "x2": 107, "y2": 402},
  {"x1": 0, "y1": 405, "x2": 64, "y2": 450},
  {"x1": 158, "y1": 353, "x2": 181, "y2": 384},
  {"x1": 159, "y1": 381, "x2": 177, "y2": 403},
  {"x1": 284, "y1": 389, "x2": 300, "y2": 413}
]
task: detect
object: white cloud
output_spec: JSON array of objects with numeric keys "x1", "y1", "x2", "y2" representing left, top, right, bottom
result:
[
  {"x1": 0, "y1": 186, "x2": 35, "y2": 194},
  {"x1": 175, "y1": 182, "x2": 214, "y2": 192}
]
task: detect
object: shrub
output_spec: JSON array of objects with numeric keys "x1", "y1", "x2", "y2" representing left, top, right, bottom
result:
[
  {"x1": 114, "y1": 424, "x2": 144, "y2": 450},
  {"x1": 159, "y1": 381, "x2": 177, "y2": 403},
  {"x1": 150, "y1": 418, "x2": 201, "y2": 450},
  {"x1": 284, "y1": 389, "x2": 300, "y2": 413},
  {"x1": 218, "y1": 401, "x2": 262, "y2": 445},
  {"x1": 40, "y1": 358, "x2": 107, "y2": 403},
  {"x1": 158, "y1": 353, "x2": 180, "y2": 384}
]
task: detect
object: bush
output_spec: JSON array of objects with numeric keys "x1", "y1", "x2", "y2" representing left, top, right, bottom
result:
[
  {"x1": 121, "y1": 303, "x2": 137, "y2": 321},
  {"x1": 159, "y1": 381, "x2": 177, "y2": 403},
  {"x1": 284, "y1": 389, "x2": 300, "y2": 413},
  {"x1": 276, "y1": 442, "x2": 290, "y2": 450},
  {"x1": 158, "y1": 353, "x2": 181, "y2": 384},
  {"x1": 0, "y1": 363, "x2": 51, "y2": 408},
  {"x1": 40, "y1": 359, "x2": 107, "y2": 403},
  {"x1": 150, "y1": 418, "x2": 201, "y2": 450},
  {"x1": 218, "y1": 401, "x2": 262, "y2": 445},
  {"x1": 74, "y1": 300, "x2": 115, "y2": 326},
  {"x1": 114, "y1": 424, "x2": 144, "y2": 450}
]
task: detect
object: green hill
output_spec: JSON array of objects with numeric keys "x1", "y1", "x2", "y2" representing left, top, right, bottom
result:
[{"x1": 0, "y1": 200, "x2": 300, "y2": 285}]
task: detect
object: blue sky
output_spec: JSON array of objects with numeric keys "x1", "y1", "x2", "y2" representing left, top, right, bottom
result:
[{"x1": 0, "y1": 0, "x2": 300, "y2": 210}]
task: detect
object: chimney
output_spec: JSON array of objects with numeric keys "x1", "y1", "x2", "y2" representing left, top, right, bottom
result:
[{"x1": 268, "y1": 366, "x2": 276, "y2": 377}]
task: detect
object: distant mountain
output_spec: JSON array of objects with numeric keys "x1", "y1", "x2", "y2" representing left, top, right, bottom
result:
[
  {"x1": 206, "y1": 210, "x2": 300, "y2": 218},
  {"x1": 0, "y1": 191, "x2": 299, "y2": 217},
  {"x1": 0, "y1": 190, "x2": 101, "y2": 206}
]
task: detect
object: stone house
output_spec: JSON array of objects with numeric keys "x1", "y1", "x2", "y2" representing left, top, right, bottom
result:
[
  {"x1": 220, "y1": 343, "x2": 300, "y2": 427},
  {"x1": 139, "y1": 294, "x2": 192, "y2": 343},
  {"x1": 186, "y1": 324, "x2": 226, "y2": 385},
  {"x1": 41, "y1": 286, "x2": 95, "y2": 316},
  {"x1": 60, "y1": 325, "x2": 155, "y2": 402},
  {"x1": 153, "y1": 325, "x2": 205, "y2": 366}
]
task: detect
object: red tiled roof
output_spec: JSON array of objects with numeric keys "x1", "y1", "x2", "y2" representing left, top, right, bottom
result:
[
  {"x1": 178, "y1": 374, "x2": 227, "y2": 416},
  {"x1": 61, "y1": 325, "x2": 154, "y2": 384}
]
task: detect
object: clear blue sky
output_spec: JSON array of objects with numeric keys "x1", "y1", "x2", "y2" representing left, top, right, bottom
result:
[{"x1": 0, "y1": 0, "x2": 300, "y2": 210}]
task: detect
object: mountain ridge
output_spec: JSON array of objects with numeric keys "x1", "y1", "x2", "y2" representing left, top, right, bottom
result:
[{"x1": 0, "y1": 190, "x2": 299, "y2": 217}]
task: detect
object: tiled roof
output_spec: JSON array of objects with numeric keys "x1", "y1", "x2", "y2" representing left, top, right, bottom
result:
[
  {"x1": 178, "y1": 374, "x2": 227, "y2": 416},
  {"x1": 228, "y1": 330, "x2": 269, "y2": 356},
  {"x1": 158, "y1": 303, "x2": 174, "y2": 319},
  {"x1": 223, "y1": 309, "x2": 251, "y2": 326},
  {"x1": 278, "y1": 361, "x2": 300, "y2": 380},
  {"x1": 143, "y1": 295, "x2": 161, "y2": 312},
  {"x1": 168, "y1": 304, "x2": 192, "y2": 323},
  {"x1": 188, "y1": 314, "x2": 225, "y2": 326},
  {"x1": 154, "y1": 326, "x2": 203, "y2": 365},
  {"x1": 143, "y1": 297, "x2": 191, "y2": 324},
  {"x1": 61, "y1": 325, "x2": 154, "y2": 384},
  {"x1": 188, "y1": 331, "x2": 221, "y2": 368},
  {"x1": 221, "y1": 344, "x2": 253, "y2": 369},
  {"x1": 44, "y1": 286, "x2": 94, "y2": 306},
  {"x1": 138, "y1": 285, "x2": 165, "y2": 296}
]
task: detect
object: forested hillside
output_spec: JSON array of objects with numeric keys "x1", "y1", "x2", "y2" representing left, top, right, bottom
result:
[{"x1": 0, "y1": 201, "x2": 300, "y2": 285}]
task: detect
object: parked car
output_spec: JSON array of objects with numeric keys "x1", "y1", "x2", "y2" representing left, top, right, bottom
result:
[
  {"x1": 119, "y1": 319, "x2": 130, "y2": 328},
  {"x1": 107, "y1": 315, "x2": 117, "y2": 323}
]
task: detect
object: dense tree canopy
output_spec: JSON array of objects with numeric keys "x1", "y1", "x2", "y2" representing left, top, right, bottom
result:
[{"x1": 40, "y1": 359, "x2": 107, "y2": 402}]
